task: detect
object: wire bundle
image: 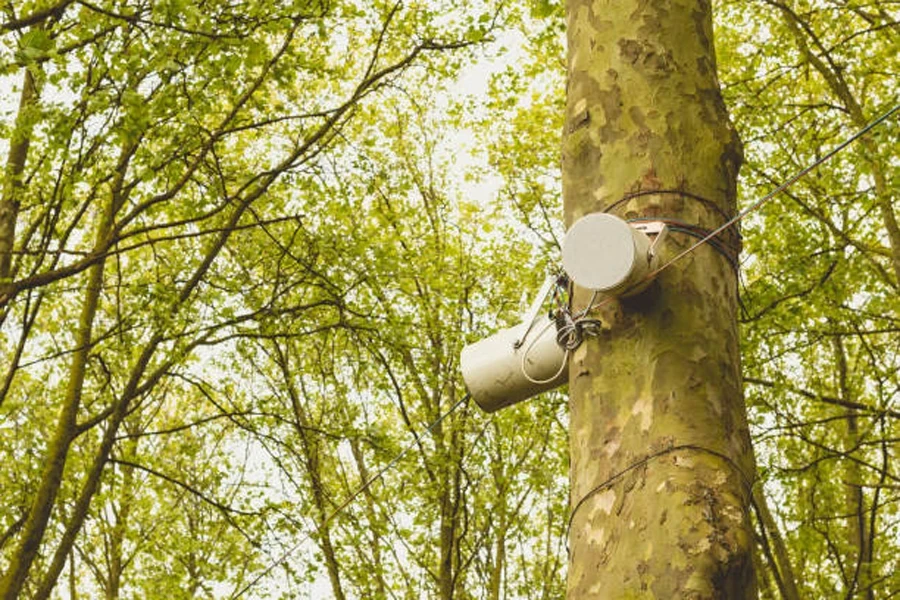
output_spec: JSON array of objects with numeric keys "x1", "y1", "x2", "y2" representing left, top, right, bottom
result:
[
  {"x1": 519, "y1": 282, "x2": 606, "y2": 385},
  {"x1": 554, "y1": 306, "x2": 603, "y2": 350}
]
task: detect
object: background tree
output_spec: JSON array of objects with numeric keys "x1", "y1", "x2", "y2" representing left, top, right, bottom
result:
[
  {"x1": 0, "y1": 0, "x2": 540, "y2": 596},
  {"x1": 716, "y1": 0, "x2": 900, "y2": 597}
]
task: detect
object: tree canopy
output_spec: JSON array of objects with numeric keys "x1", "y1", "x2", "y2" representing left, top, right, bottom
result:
[{"x1": 0, "y1": 0, "x2": 897, "y2": 598}]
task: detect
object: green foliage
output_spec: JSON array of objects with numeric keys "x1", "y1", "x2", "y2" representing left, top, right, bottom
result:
[
  {"x1": 0, "y1": 1, "x2": 567, "y2": 598},
  {"x1": 715, "y1": 0, "x2": 900, "y2": 597},
  {"x1": 1, "y1": 0, "x2": 897, "y2": 598}
]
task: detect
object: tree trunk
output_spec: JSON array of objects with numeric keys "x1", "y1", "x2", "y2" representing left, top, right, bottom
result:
[
  {"x1": 274, "y1": 344, "x2": 347, "y2": 600},
  {"x1": 437, "y1": 416, "x2": 462, "y2": 600},
  {"x1": 488, "y1": 500, "x2": 507, "y2": 600},
  {"x1": 349, "y1": 437, "x2": 388, "y2": 599},
  {"x1": 562, "y1": 1, "x2": 758, "y2": 597},
  {"x1": 833, "y1": 336, "x2": 875, "y2": 600},
  {"x1": 0, "y1": 67, "x2": 38, "y2": 283},
  {"x1": 0, "y1": 141, "x2": 133, "y2": 600},
  {"x1": 105, "y1": 437, "x2": 139, "y2": 600},
  {"x1": 752, "y1": 485, "x2": 801, "y2": 600}
]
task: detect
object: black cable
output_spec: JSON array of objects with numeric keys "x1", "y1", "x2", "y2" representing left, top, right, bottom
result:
[
  {"x1": 597, "y1": 101, "x2": 900, "y2": 281},
  {"x1": 668, "y1": 225, "x2": 738, "y2": 269},
  {"x1": 627, "y1": 216, "x2": 742, "y2": 270},
  {"x1": 230, "y1": 392, "x2": 472, "y2": 599},
  {"x1": 602, "y1": 189, "x2": 733, "y2": 224},
  {"x1": 565, "y1": 444, "x2": 756, "y2": 554}
]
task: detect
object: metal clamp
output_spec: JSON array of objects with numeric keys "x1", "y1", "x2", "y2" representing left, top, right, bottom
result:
[
  {"x1": 513, "y1": 274, "x2": 559, "y2": 349},
  {"x1": 631, "y1": 221, "x2": 669, "y2": 260}
]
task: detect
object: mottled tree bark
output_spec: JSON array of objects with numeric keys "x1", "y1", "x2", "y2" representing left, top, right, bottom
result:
[{"x1": 562, "y1": 1, "x2": 758, "y2": 597}]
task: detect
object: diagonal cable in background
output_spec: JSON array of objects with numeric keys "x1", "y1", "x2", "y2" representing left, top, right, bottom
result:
[
  {"x1": 648, "y1": 101, "x2": 900, "y2": 281},
  {"x1": 578, "y1": 100, "x2": 900, "y2": 317}
]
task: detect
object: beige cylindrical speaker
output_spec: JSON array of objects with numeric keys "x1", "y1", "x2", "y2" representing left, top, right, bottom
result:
[
  {"x1": 461, "y1": 316, "x2": 567, "y2": 413},
  {"x1": 562, "y1": 213, "x2": 656, "y2": 297}
]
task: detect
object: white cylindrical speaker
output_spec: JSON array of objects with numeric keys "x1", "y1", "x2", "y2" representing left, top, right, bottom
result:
[
  {"x1": 562, "y1": 213, "x2": 655, "y2": 296},
  {"x1": 461, "y1": 316, "x2": 567, "y2": 413}
]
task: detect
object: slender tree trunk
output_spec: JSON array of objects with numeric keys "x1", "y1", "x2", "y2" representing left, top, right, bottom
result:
[
  {"x1": 771, "y1": 0, "x2": 900, "y2": 287},
  {"x1": 488, "y1": 498, "x2": 507, "y2": 600},
  {"x1": 0, "y1": 67, "x2": 38, "y2": 282},
  {"x1": 105, "y1": 437, "x2": 139, "y2": 600},
  {"x1": 68, "y1": 550, "x2": 77, "y2": 599},
  {"x1": 562, "y1": 1, "x2": 758, "y2": 597},
  {"x1": 833, "y1": 336, "x2": 875, "y2": 600},
  {"x1": 0, "y1": 141, "x2": 133, "y2": 600},
  {"x1": 0, "y1": 66, "x2": 40, "y2": 337},
  {"x1": 752, "y1": 486, "x2": 802, "y2": 600},
  {"x1": 437, "y1": 421, "x2": 462, "y2": 600},
  {"x1": 752, "y1": 540, "x2": 774, "y2": 600},
  {"x1": 349, "y1": 438, "x2": 388, "y2": 599},
  {"x1": 439, "y1": 477, "x2": 455, "y2": 600},
  {"x1": 274, "y1": 344, "x2": 347, "y2": 600}
]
